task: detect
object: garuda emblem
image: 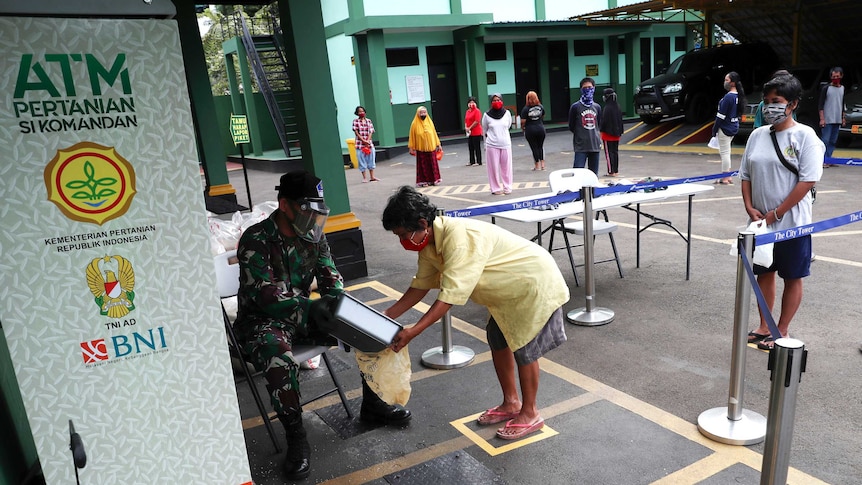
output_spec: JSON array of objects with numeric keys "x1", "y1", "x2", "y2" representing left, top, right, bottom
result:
[{"x1": 86, "y1": 255, "x2": 136, "y2": 318}]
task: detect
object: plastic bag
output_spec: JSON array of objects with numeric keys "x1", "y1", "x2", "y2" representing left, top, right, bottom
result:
[
  {"x1": 435, "y1": 148, "x2": 444, "y2": 161},
  {"x1": 708, "y1": 136, "x2": 719, "y2": 149},
  {"x1": 300, "y1": 355, "x2": 320, "y2": 369},
  {"x1": 354, "y1": 347, "x2": 412, "y2": 406},
  {"x1": 729, "y1": 220, "x2": 774, "y2": 268}
]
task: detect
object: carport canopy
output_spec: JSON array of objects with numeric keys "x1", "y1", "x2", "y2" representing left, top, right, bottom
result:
[{"x1": 574, "y1": 0, "x2": 861, "y2": 67}]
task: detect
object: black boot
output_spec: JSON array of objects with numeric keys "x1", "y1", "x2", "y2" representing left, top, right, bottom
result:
[
  {"x1": 278, "y1": 412, "x2": 311, "y2": 480},
  {"x1": 360, "y1": 378, "x2": 412, "y2": 426}
]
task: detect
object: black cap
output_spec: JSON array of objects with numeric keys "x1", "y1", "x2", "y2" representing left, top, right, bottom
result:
[
  {"x1": 276, "y1": 170, "x2": 323, "y2": 200},
  {"x1": 603, "y1": 87, "x2": 615, "y2": 96}
]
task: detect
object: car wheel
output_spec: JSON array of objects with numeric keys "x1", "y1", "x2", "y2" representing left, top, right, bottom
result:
[
  {"x1": 684, "y1": 93, "x2": 711, "y2": 124},
  {"x1": 639, "y1": 115, "x2": 662, "y2": 124}
]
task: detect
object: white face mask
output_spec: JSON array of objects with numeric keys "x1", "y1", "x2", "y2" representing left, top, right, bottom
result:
[{"x1": 762, "y1": 103, "x2": 789, "y2": 125}]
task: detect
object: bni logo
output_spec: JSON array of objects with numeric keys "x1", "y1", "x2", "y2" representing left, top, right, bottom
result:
[{"x1": 80, "y1": 327, "x2": 167, "y2": 364}]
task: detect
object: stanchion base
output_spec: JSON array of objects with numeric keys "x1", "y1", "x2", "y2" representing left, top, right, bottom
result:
[
  {"x1": 421, "y1": 345, "x2": 475, "y2": 369},
  {"x1": 566, "y1": 307, "x2": 614, "y2": 326},
  {"x1": 697, "y1": 407, "x2": 766, "y2": 445}
]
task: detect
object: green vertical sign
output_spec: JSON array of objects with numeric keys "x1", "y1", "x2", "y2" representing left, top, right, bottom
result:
[{"x1": 230, "y1": 114, "x2": 250, "y2": 144}]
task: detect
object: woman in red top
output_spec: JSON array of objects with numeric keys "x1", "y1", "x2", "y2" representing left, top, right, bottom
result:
[
  {"x1": 464, "y1": 96, "x2": 483, "y2": 166},
  {"x1": 599, "y1": 87, "x2": 624, "y2": 177}
]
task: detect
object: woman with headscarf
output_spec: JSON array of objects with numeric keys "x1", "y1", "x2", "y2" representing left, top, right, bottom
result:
[
  {"x1": 520, "y1": 91, "x2": 546, "y2": 171},
  {"x1": 408, "y1": 106, "x2": 442, "y2": 187},
  {"x1": 481, "y1": 93, "x2": 514, "y2": 195}
]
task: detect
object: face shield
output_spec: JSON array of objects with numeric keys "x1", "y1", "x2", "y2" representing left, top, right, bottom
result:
[{"x1": 291, "y1": 197, "x2": 330, "y2": 242}]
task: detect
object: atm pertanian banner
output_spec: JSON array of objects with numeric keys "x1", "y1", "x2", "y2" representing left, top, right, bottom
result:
[{"x1": 0, "y1": 17, "x2": 252, "y2": 484}]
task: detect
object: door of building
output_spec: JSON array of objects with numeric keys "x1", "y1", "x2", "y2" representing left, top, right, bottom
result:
[
  {"x1": 654, "y1": 37, "x2": 671, "y2": 76},
  {"x1": 514, "y1": 42, "x2": 539, "y2": 117},
  {"x1": 426, "y1": 45, "x2": 460, "y2": 135},
  {"x1": 640, "y1": 37, "x2": 652, "y2": 80},
  {"x1": 548, "y1": 40, "x2": 570, "y2": 121}
]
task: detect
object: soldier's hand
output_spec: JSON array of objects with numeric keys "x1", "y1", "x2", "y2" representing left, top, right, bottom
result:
[{"x1": 309, "y1": 294, "x2": 337, "y2": 332}]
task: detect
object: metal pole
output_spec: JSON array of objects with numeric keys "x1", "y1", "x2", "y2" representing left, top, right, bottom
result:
[
  {"x1": 239, "y1": 143, "x2": 252, "y2": 209},
  {"x1": 761, "y1": 338, "x2": 807, "y2": 485},
  {"x1": 567, "y1": 186, "x2": 614, "y2": 326},
  {"x1": 421, "y1": 208, "x2": 475, "y2": 369},
  {"x1": 698, "y1": 231, "x2": 766, "y2": 445},
  {"x1": 421, "y1": 310, "x2": 475, "y2": 369}
]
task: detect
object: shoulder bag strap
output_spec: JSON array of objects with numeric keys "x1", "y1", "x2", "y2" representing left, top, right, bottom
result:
[{"x1": 769, "y1": 126, "x2": 799, "y2": 176}]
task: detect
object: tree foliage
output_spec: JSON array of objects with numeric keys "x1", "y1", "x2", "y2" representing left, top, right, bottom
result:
[{"x1": 197, "y1": 5, "x2": 273, "y2": 95}]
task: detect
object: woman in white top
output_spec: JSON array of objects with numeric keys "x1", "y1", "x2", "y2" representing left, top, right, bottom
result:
[{"x1": 481, "y1": 93, "x2": 513, "y2": 195}]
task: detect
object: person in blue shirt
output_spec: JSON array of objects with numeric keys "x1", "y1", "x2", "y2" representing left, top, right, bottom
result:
[{"x1": 712, "y1": 71, "x2": 745, "y2": 184}]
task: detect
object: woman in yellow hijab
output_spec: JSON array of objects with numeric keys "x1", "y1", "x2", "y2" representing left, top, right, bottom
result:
[{"x1": 408, "y1": 106, "x2": 442, "y2": 187}]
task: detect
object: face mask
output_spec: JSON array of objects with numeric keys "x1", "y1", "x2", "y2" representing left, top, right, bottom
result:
[
  {"x1": 723, "y1": 81, "x2": 732, "y2": 91},
  {"x1": 491, "y1": 100, "x2": 503, "y2": 110},
  {"x1": 831, "y1": 78, "x2": 841, "y2": 86},
  {"x1": 358, "y1": 112, "x2": 365, "y2": 118},
  {"x1": 468, "y1": 102, "x2": 476, "y2": 109},
  {"x1": 290, "y1": 198, "x2": 329, "y2": 243},
  {"x1": 400, "y1": 229, "x2": 430, "y2": 252},
  {"x1": 762, "y1": 103, "x2": 789, "y2": 126},
  {"x1": 419, "y1": 114, "x2": 427, "y2": 120},
  {"x1": 581, "y1": 87, "x2": 594, "y2": 104}
]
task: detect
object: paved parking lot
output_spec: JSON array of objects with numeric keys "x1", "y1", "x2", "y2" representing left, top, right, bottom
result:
[{"x1": 219, "y1": 129, "x2": 862, "y2": 484}]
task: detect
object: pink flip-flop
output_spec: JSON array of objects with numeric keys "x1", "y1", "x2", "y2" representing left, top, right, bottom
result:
[
  {"x1": 496, "y1": 418, "x2": 544, "y2": 440},
  {"x1": 477, "y1": 407, "x2": 520, "y2": 425}
]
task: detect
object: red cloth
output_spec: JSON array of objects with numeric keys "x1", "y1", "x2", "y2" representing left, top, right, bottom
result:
[
  {"x1": 464, "y1": 107, "x2": 483, "y2": 136},
  {"x1": 415, "y1": 151, "x2": 441, "y2": 186},
  {"x1": 600, "y1": 132, "x2": 621, "y2": 142}
]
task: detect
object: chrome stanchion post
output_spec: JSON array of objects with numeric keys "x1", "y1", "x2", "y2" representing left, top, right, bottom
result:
[
  {"x1": 421, "y1": 208, "x2": 476, "y2": 369},
  {"x1": 421, "y1": 310, "x2": 475, "y2": 369},
  {"x1": 567, "y1": 185, "x2": 614, "y2": 326},
  {"x1": 760, "y1": 338, "x2": 807, "y2": 485},
  {"x1": 698, "y1": 231, "x2": 766, "y2": 445}
]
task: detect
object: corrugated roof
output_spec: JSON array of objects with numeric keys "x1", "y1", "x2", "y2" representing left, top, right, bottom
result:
[{"x1": 574, "y1": 0, "x2": 862, "y2": 66}]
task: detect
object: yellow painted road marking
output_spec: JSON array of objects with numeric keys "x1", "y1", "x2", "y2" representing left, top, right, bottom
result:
[
  {"x1": 674, "y1": 121, "x2": 714, "y2": 145},
  {"x1": 242, "y1": 279, "x2": 831, "y2": 484},
  {"x1": 628, "y1": 123, "x2": 669, "y2": 144},
  {"x1": 646, "y1": 122, "x2": 684, "y2": 145},
  {"x1": 451, "y1": 413, "x2": 559, "y2": 457}
]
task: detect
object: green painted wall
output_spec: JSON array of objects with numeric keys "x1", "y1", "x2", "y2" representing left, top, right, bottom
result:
[{"x1": 213, "y1": 94, "x2": 281, "y2": 156}]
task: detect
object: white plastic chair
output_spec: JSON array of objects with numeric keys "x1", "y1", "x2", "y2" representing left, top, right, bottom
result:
[
  {"x1": 214, "y1": 250, "x2": 352, "y2": 453},
  {"x1": 546, "y1": 169, "x2": 624, "y2": 285}
]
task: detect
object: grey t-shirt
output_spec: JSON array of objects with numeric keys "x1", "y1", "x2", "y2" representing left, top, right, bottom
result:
[
  {"x1": 822, "y1": 85, "x2": 845, "y2": 124},
  {"x1": 739, "y1": 123, "x2": 824, "y2": 230}
]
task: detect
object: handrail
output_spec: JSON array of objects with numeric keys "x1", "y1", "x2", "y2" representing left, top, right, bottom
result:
[{"x1": 237, "y1": 14, "x2": 292, "y2": 157}]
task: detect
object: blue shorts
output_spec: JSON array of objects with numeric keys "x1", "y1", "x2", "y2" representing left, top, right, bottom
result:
[{"x1": 754, "y1": 235, "x2": 811, "y2": 280}]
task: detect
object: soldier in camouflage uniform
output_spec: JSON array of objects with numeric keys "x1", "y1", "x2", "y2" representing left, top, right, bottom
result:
[{"x1": 234, "y1": 171, "x2": 410, "y2": 481}]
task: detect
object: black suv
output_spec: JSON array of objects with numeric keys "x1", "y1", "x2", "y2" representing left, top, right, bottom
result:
[{"x1": 634, "y1": 43, "x2": 780, "y2": 124}]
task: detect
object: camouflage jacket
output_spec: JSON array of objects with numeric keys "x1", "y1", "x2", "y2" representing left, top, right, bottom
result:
[{"x1": 234, "y1": 211, "x2": 343, "y2": 341}]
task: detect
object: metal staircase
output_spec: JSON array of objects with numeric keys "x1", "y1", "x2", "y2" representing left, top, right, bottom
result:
[{"x1": 234, "y1": 9, "x2": 301, "y2": 157}]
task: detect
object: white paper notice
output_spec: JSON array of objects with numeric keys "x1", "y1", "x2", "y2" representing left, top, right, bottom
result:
[{"x1": 406, "y1": 75, "x2": 426, "y2": 104}]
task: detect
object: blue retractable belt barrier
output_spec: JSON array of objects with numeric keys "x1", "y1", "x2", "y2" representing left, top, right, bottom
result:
[
  {"x1": 823, "y1": 157, "x2": 862, "y2": 166},
  {"x1": 755, "y1": 210, "x2": 862, "y2": 245},
  {"x1": 444, "y1": 171, "x2": 737, "y2": 218},
  {"x1": 738, "y1": 248, "x2": 782, "y2": 340}
]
